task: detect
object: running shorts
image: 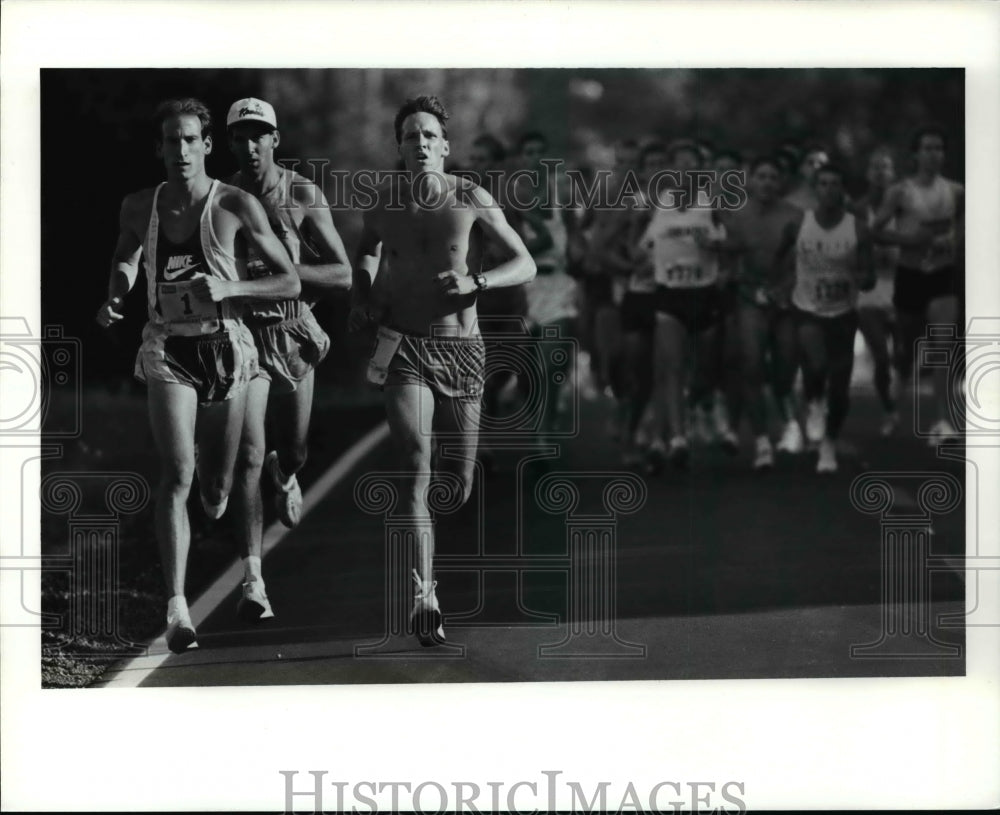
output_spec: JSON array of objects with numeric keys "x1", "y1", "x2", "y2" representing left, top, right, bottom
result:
[
  {"x1": 653, "y1": 285, "x2": 722, "y2": 334},
  {"x1": 385, "y1": 333, "x2": 486, "y2": 402},
  {"x1": 134, "y1": 321, "x2": 258, "y2": 404},
  {"x1": 249, "y1": 310, "x2": 331, "y2": 395},
  {"x1": 619, "y1": 290, "x2": 657, "y2": 337},
  {"x1": 893, "y1": 265, "x2": 959, "y2": 315}
]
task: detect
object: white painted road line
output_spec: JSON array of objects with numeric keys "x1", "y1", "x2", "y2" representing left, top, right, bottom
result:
[{"x1": 100, "y1": 420, "x2": 390, "y2": 688}]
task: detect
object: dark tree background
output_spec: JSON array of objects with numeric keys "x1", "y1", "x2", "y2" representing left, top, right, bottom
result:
[{"x1": 40, "y1": 68, "x2": 962, "y2": 387}]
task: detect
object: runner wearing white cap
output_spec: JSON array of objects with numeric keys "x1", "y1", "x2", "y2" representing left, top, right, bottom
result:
[{"x1": 226, "y1": 97, "x2": 352, "y2": 622}]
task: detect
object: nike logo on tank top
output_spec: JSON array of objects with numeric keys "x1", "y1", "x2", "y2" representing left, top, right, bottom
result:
[
  {"x1": 792, "y1": 211, "x2": 858, "y2": 317},
  {"x1": 142, "y1": 179, "x2": 243, "y2": 336}
]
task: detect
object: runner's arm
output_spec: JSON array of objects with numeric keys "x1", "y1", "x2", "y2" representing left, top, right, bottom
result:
[
  {"x1": 226, "y1": 193, "x2": 301, "y2": 300},
  {"x1": 872, "y1": 184, "x2": 932, "y2": 248},
  {"x1": 473, "y1": 186, "x2": 537, "y2": 288},
  {"x1": 348, "y1": 214, "x2": 384, "y2": 330},
  {"x1": 96, "y1": 195, "x2": 144, "y2": 326},
  {"x1": 292, "y1": 181, "x2": 352, "y2": 291}
]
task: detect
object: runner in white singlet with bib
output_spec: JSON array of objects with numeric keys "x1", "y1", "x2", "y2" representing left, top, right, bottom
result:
[
  {"x1": 95, "y1": 98, "x2": 301, "y2": 652},
  {"x1": 638, "y1": 140, "x2": 726, "y2": 471},
  {"x1": 777, "y1": 163, "x2": 875, "y2": 473}
]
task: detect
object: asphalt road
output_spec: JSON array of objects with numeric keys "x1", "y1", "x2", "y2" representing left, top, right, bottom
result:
[{"x1": 99, "y1": 382, "x2": 967, "y2": 687}]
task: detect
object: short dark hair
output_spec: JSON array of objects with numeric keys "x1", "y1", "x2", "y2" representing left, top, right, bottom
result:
[
  {"x1": 638, "y1": 141, "x2": 668, "y2": 170},
  {"x1": 667, "y1": 138, "x2": 701, "y2": 163},
  {"x1": 472, "y1": 133, "x2": 506, "y2": 164},
  {"x1": 910, "y1": 124, "x2": 947, "y2": 153},
  {"x1": 749, "y1": 155, "x2": 783, "y2": 175},
  {"x1": 394, "y1": 95, "x2": 450, "y2": 144},
  {"x1": 517, "y1": 130, "x2": 548, "y2": 154},
  {"x1": 153, "y1": 97, "x2": 212, "y2": 141},
  {"x1": 714, "y1": 148, "x2": 743, "y2": 166}
]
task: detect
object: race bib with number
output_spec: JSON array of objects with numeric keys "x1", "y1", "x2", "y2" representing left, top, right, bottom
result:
[
  {"x1": 664, "y1": 263, "x2": 706, "y2": 288},
  {"x1": 814, "y1": 276, "x2": 853, "y2": 308},
  {"x1": 157, "y1": 279, "x2": 220, "y2": 333}
]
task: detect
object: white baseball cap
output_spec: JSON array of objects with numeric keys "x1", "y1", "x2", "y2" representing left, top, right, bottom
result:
[{"x1": 226, "y1": 97, "x2": 277, "y2": 129}]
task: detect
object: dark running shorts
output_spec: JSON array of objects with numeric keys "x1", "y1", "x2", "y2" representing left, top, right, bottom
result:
[
  {"x1": 654, "y1": 285, "x2": 722, "y2": 334},
  {"x1": 385, "y1": 334, "x2": 486, "y2": 402},
  {"x1": 134, "y1": 325, "x2": 258, "y2": 404},
  {"x1": 249, "y1": 310, "x2": 331, "y2": 395},
  {"x1": 893, "y1": 265, "x2": 959, "y2": 315},
  {"x1": 619, "y1": 290, "x2": 657, "y2": 337},
  {"x1": 583, "y1": 275, "x2": 615, "y2": 306}
]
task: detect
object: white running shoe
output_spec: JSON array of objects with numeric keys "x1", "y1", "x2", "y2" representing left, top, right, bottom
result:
[
  {"x1": 165, "y1": 605, "x2": 198, "y2": 654},
  {"x1": 926, "y1": 418, "x2": 960, "y2": 447},
  {"x1": 805, "y1": 400, "x2": 827, "y2": 444},
  {"x1": 645, "y1": 437, "x2": 667, "y2": 475},
  {"x1": 880, "y1": 411, "x2": 900, "y2": 437},
  {"x1": 410, "y1": 569, "x2": 444, "y2": 646},
  {"x1": 668, "y1": 435, "x2": 690, "y2": 470},
  {"x1": 753, "y1": 436, "x2": 774, "y2": 470},
  {"x1": 266, "y1": 451, "x2": 303, "y2": 528},
  {"x1": 816, "y1": 438, "x2": 838, "y2": 473},
  {"x1": 237, "y1": 576, "x2": 275, "y2": 622},
  {"x1": 776, "y1": 420, "x2": 805, "y2": 454},
  {"x1": 691, "y1": 407, "x2": 715, "y2": 445}
]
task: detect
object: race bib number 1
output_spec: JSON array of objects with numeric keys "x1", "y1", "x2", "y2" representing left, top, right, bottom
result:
[{"x1": 158, "y1": 280, "x2": 220, "y2": 329}]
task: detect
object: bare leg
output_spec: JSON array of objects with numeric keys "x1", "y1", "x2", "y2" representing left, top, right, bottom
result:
[
  {"x1": 270, "y1": 369, "x2": 315, "y2": 480},
  {"x1": 232, "y1": 376, "x2": 270, "y2": 562},
  {"x1": 926, "y1": 294, "x2": 960, "y2": 427},
  {"x1": 652, "y1": 311, "x2": 689, "y2": 442},
  {"x1": 147, "y1": 381, "x2": 198, "y2": 599},
  {"x1": 384, "y1": 383, "x2": 436, "y2": 584},
  {"x1": 194, "y1": 387, "x2": 248, "y2": 510},
  {"x1": 857, "y1": 306, "x2": 895, "y2": 412}
]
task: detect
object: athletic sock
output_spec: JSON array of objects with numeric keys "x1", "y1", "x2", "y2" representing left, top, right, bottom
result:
[{"x1": 167, "y1": 595, "x2": 189, "y2": 621}]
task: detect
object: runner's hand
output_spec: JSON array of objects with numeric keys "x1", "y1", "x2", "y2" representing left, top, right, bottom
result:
[
  {"x1": 438, "y1": 270, "x2": 475, "y2": 297},
  {"x1": 191, "y1": 275, "x2": 231, "y2": 303},
  {"x1": 348, "y1": 303, "x2": 381, "y2": 332},
  {"x1": 96, "y1": 296, "x2": 124, "y2": 328}
]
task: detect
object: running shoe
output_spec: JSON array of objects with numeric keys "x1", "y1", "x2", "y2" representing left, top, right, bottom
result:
[
  {"x1": 880, "y1": 411, "x2": 900, "y2": 437},
  {"x1": 645, "y1": 438, "x2": 667, "y2": 475},
  {"x1": 409, "y1": 569, "x2": 445, "y2": 646},
  {"x1": 776, "y1": 419, "x2": 805, "y2": 454},
  {"x1": 816, "y1": 438, "x2": 838, "y2": 473},
  {"x1": 805, "y1": 400, "x2": 827, "y2": 444},
  {"x1": 237, "y1": 576, "x2": 275, "y2": 623},
  {"x1": 753, "y1": 436, "x2": 774, "y2": 470},
  {"x1": 691, "y1": 406, "x2": 715, "y2": 444},
  {"x1": 926, "y1": 419, "x2": 960, "y2": 447},
  {"x1": 718, "y1": 428, "x2": 740, "y2": 455},
  {"x1": 668, "y1": 435, "x2": 690, "y2": 470},
  {"x1": 266, "y1": 451, "x2": 303, "y2": 528},
  {"x1": 165, "y1": 606, "x2": 198, "y2": 654}
]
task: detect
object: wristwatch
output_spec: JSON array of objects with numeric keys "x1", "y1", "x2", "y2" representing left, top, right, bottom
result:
[{"x1": 472, "y1": 272, "x2": 488, "y2": 292}]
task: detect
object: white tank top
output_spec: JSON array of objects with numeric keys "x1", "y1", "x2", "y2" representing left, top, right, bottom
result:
[
  {"x1": 640, "y1": 202, "x2": 723, "y2": 289},
  {"x1": 792, "y1": 210, "x2": 859, "y2": 317},
  {"x1": 143, "y1": 180, "x2": 245, "y2": 336},
  {"x1": 895, "y1": 176, "x2": 959, "y2": 272}
]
